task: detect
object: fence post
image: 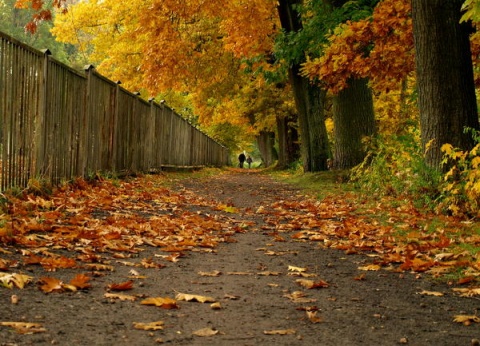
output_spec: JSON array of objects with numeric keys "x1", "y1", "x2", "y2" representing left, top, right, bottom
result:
[
  {"x1": 110, "y1": 81, "x2": 121, "y2": 172},
  {"x1": 33, "y1": 49, "x2": 51, "y2": 179},
  {"x1": 80, "y1": 64, "x2": 95, "y2": 176}
]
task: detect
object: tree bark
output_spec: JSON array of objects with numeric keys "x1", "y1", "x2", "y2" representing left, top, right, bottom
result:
[
  {"x1": 256, "y1": 130, "x2": 278, "y2": 167},
  {"x1": 332, "y1": 78, "x2": 376, "y2": 169},
  {"x1": 412, "y1": 0, "x2": 479, "y2": 169},
  {"x1": 277, "y1": 0, "x2": 330, "y2": 172},
  {"x1": 276, "y1": 114, "x2": 300, "y2": 169}
]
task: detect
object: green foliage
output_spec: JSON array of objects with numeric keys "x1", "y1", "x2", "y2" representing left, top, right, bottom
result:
[
  {"x1": 350, "y1": 133, "x2": 441, "y2": 209},
  {"x1": 273, "y1": 0, "x2": 380, "y2": 67},
  {"x1": 437, "y1": 128, "x2": 480, "y2": 217},
  {"x1": 461, "y1": 0, "x2": 480, "y2": 22}
]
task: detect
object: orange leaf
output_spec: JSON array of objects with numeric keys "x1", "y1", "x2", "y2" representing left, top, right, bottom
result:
[
  {"x1": 141, "y1": 297, "x2": 179, "y2": 309},
  {"x1": 108, "y1": 280, "x2": 133, "y2": 291},
  {"x1": 39, "y1": 277, "x2": 63, "y2": 293},
  {"x1": 70, "y1": 274, "x2": 91, "y2": 290}
]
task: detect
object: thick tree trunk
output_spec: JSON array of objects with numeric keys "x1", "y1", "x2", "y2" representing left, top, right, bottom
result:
[
  {"x1": 412, "y1": 0, "x2": 479, "y2": 169},
  {"x1": 256, "y1": 130, "x2": 278, "y2": 167},
  {"x1": 276, "y1": 114, "x2": 300, "y2": 169},
  {"x1": 277, "y1": 0, "x2": 330, "y2": 172},
  {"x1": 332, "y1": 78, "x2": 376, "y2": 169}
]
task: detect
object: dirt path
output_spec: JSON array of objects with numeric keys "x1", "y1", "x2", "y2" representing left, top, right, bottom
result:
[{"x1": 1, "y1": 170, "x2": 479, "y2": 345}]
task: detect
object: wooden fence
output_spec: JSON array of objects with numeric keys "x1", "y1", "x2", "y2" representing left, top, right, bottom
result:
[{"x1": 0, "y1": 31, "x2": 228, "y2": 191}]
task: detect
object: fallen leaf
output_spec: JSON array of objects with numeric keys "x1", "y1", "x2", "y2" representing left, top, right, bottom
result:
[
  {"x1": 210, "y1": 302, "x2": 222, "y2": 309},
  {"x1": 107, "y1": 280, "x2": 133, "y2": 291},
  {"x1": 226, "y1": 271, "x2": 252, "y2": 275},
  {"x1": 0, "y1": 322, "x2": 46, "y2": 334},
  {"x1": 358, "y1": 264, "x2": 381, "y2": 271},
  {"x1": 39, "y1": 277, "x2": 63, "y2": 293},
  {"x1": 452, "y1": 287, "x2": 480, "y2": 297},
  {"x1": 0, "y1": 273, "x2": 33, "y2": 289},
  {"x1": 264, "y1": 329, "x2": 296, "y2": 335},
  {"x1": 129, "y1": 269, "x2": 140, "y2": 276},
  {"x1": 224, "y1": 294, "x2": 240, "y2": 300},
  {"x1": 296, "y1": 279, "x2": 329, "y2": 289},
  {"x1": 175, "y1": 293, "x2": 216, "y2": 303},
  {"x1": 284, "y1": 291, "x2": 317, "y2": 303},
  {"x1": 141, "y1": 297, "x2": 179, "y2": 309},
  {"x1": 70, "y1": 274, "x2": 92, "y2": 290},
  {"x1": 257, "y1": 271, "x2": 281, "y2": 276},
  {"x1": 84, "y1": 263, "x2": 114, "y2": 271},
  {"x1": 288, "y1": 266, "x2": 307, "y2": 273},
  {"x1": 418, "y1": 290, "x2": 444, "y2": 297},
  {"x1": 354, "y1": 273, "x2": 366, "y2": 281},
  {"x1": 104, "y1": 293, "x2": 137, "y2": 301},
  {"x1": 287, "y1": 272, "x2": 317, "y2": 278},
  {"x1": 193, "y1": 327, "x2": 219, "y2": 337},
  {"x1": 457, "y1": 276, "x2": 476, "y2": 285},
  {"x1": 453, "y1": 314, "x2": 480, "y2": 325},
  {"x1": 306, "y1": 310, "x2": 323, "y2": 323},
  {"x1": 141, "y1": 258, "x2": 165, "y2": 269},
  {"x1": 133, "y1": 321, "x2": 164, "y2": 331},
  {"x1": 198, "y1": 270, "x2": 222, "y2": 277}
]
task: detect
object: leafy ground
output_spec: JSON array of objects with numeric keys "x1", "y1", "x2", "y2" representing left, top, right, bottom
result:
[{"x1": 1, "y1": 168, "x2": 480, "y2": 345}]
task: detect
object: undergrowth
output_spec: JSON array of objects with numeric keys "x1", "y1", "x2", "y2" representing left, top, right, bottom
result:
[{"x1": 350, "y1": 133, "x2": 442, "y2": 210}]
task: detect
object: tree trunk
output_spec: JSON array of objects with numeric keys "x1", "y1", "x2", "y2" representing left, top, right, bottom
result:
[
  {"x1": 412, "y1": 0, "x2": 479, "y2": 169},
  {"x1": 276, "y1": 114, "x2": 300, "y2": 169},
  {"x1": 277, "y1": 0, "x2": 330, "y2": 172},
  {"x1": 256, "y1": 130, "x2": 278, "y2": 167},
  {"x1": 332, "y1": 78, "x2": 376, "y2": 169}
]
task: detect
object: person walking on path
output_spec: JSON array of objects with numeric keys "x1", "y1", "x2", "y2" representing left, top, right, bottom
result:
[
  {"x1": 246, "y1": 155, "x2": 253, "y2": 168},
  {"x1": 238, "y1": 152, "x2": 246, "y2": 168}
]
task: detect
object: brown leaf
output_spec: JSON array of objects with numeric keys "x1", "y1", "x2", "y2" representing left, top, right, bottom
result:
[
  {"x1": 306, "y1": 310, "x2": 323, "y2": 323},
  {"x1": 38, "y1": 277, "x2": 63, "y2": 293},
  {"x1": 354, "y1": 273, "x2": 366, "y2": 281},
  {"x1": 296, "y1": 279, "x2": 329, "y2": 289},
  {"x1": 84, "y1": 263, "x2": 114, "y2": 271},
  {"x1": 141, "y1": 297, "x2": 179, "y2": 309},
  {"x1": 70, "y1": 274, "x2": 91, "y2": 290},
  {"x1": 107, "y1": 280, "x2": 133, "y2": 291}
]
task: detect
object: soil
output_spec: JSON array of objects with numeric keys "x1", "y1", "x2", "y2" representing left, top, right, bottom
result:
[{"x1": 1, "y1": 169, "x2": 479, "y2": 346}]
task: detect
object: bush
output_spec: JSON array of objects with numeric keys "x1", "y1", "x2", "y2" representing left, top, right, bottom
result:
[
  {"x1": 437, "y1": 129, "x2": 480, "y2": 217},
  {"x1": 350, "y1": 133, "x2": 441, "y2": 209}
]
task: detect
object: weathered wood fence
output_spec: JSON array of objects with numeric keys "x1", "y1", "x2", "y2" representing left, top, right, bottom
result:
[{"x1": 0, "y1": 31, "x2": 229, "y2": 191}]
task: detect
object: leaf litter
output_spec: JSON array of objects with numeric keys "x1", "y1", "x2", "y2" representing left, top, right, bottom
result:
[{"x1": 1, "y1": 170, "x2": 480, "y2": 344}]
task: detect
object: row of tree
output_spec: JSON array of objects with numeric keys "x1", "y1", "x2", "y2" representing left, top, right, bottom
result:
[{"x1": 10, "y1": 0, "x2": 480, "y2": 172}]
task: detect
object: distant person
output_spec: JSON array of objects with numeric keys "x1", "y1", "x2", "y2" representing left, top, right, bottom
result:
[
  {"x1": 238, "y1": 152, "x2": 246, "y2": 168},
  {"x1": 246, "y1": 155, "x2": 253, "y2": 168}
]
